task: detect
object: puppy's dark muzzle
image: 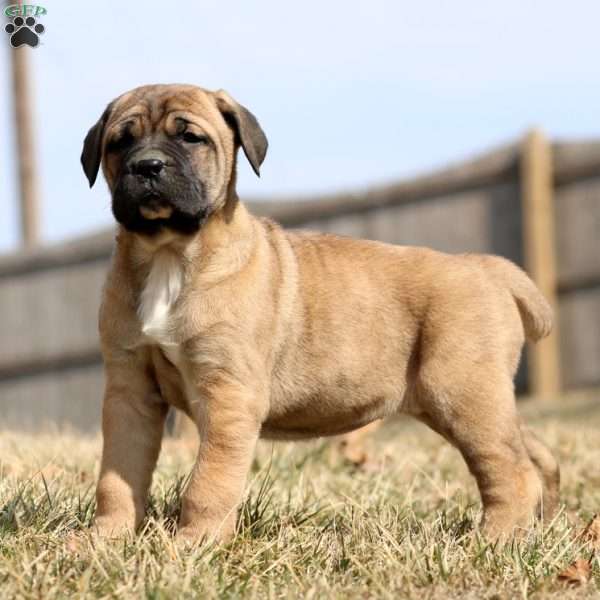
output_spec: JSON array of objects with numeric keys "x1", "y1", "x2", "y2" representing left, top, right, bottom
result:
[{"x1": 112, "y1": 145, "x2": 208, "y2": 235}]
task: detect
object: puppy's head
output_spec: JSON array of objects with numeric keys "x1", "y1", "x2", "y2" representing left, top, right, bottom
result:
[{"x1": 81, "y1": 84, "x2": 267, "y2": 236}]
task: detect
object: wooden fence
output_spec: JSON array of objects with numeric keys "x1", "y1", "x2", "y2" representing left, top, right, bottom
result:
[{"x1": 1, "y1": 131, "x2": 599, "y2": 430}]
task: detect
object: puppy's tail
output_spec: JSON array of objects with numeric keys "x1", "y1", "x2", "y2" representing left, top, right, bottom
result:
[{"x1": 478, "y1": 255, "x2": 553, "y2": 342}]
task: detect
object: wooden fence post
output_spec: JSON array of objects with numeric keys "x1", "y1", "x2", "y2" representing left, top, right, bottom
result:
[
  {"x1": 520, "y1": 129, "x2": 561, "y2": 398},
  {"x1": 11, "y1": 47, "x2": 40, "y2": 248}
]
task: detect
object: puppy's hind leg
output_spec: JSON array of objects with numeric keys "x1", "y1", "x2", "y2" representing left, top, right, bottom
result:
[
  {"x1": 416, "y1": 373, "x2": 542, "y2": 539},
  {"x1": 520, "y1": 423, "x2": 560, "y2": 522}
]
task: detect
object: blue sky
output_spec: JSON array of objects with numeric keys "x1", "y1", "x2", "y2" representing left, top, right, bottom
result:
[{"x1": 1, "y1": 0, "x2": 600, "y2": 252}]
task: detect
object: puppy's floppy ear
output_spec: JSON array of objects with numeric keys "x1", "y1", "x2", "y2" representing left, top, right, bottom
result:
[
  {"x1": 80, "y1": 101, "x2": 114, "y2": 188},
  {"x1": 215, "y1": 90, "x2": 268, "y2": 177}
]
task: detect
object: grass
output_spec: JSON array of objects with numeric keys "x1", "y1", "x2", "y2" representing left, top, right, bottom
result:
[{"x1": 1, "y1": 401, "x2": 599, "y2": 599}]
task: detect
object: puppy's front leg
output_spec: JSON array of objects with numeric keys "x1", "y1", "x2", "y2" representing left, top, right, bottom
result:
[
  {"x1": 177, "y1": 379, "x2": 262, "y2": 544},
  {"x1": 94, "y1": 360, "x2": 167, "y2": 537}
]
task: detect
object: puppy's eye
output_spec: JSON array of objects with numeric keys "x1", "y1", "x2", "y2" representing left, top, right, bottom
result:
[
  {"x1": 106, "y1": 131, "x2": 134, "y2": 153},
  {"x1": 182, "y1": 131, "x2": 208, "y2": 144}
]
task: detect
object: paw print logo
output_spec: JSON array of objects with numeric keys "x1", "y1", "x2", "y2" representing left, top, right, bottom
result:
[{"x1": 5, "y1": 16, "x2": 45, "y2": 48}]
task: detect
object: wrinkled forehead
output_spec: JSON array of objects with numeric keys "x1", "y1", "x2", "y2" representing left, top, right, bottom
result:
[{"x1": 107, "y1": 84, "x2": 223, "y2": 132}]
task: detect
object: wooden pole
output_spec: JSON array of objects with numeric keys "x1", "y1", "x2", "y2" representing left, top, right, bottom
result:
[
  {"x1": 10, "y1": 46, "x2": 40, "y2": 248},
  {"x1": 520, "y1": 129, "x2": 561, "y2": 398}
]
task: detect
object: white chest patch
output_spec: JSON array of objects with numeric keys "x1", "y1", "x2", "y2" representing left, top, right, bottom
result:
[{"x1": 138, "y1": 251, "x2": 184, "y2": 365}]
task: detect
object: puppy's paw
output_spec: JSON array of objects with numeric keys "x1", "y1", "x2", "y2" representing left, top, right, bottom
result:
[
  {"x1": 175, "y1": 526, "x2": 208, "y2": 549},
  {"x1": 175, "y1": 516, "x2": 235, "y2": 548},
  {"x1": 91, "y1": 516, "x2": 136, "y2": 539},
  {"x1": 480, "y1": 510, "x2": 535, "y2": 542}
]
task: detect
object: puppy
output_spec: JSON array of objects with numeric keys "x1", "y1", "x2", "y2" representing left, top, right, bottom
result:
[{"x1": 81, "y1": 84, "x2": 559, "y2": 542}]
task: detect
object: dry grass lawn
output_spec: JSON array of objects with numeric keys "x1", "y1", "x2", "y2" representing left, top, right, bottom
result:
[{"x1": 1, "y1": 398, "x2": 599, "y2": 599}]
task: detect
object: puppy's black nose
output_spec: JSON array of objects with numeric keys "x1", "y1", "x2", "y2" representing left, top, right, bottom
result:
[{"x1": 131, "y1": 158, "x2": 165, "y2": 178}]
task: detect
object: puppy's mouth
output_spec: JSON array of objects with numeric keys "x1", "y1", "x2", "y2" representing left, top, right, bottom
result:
[
  {"x1": 111, "y1": 168, "x2": 209, "y2": 236},
  {"x1": 139, "y1": 195, "x2": 174, "y2": 221}
]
